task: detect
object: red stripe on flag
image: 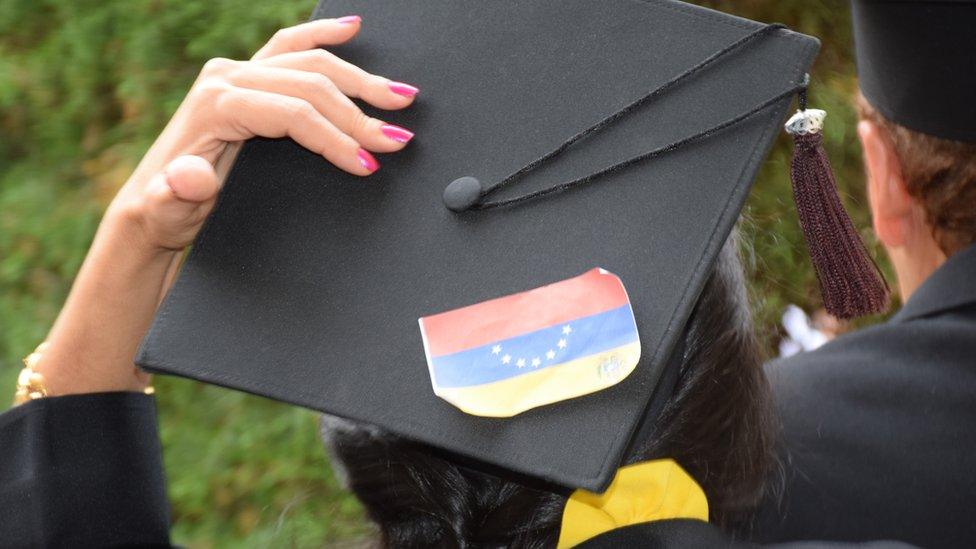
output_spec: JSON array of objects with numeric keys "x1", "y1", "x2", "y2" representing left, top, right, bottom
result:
[{"x1": 420, "y1": 268, "x2": 630, "y2": 357}]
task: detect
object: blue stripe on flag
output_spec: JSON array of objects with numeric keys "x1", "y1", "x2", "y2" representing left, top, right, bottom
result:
[{"x1": 430, "y1": 304, "x2": 638, "y2": 388}]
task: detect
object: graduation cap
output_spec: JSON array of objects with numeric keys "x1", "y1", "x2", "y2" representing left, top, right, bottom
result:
[
  {"x1": 137, "y1": 0, "x2": 880, "y2": 491},
  {"x1": 852, "y1": 0, "x2": 976, "y2": 143}
]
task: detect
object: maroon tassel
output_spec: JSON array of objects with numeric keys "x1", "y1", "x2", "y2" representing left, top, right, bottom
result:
[{"x1": 787, "y1": 110, "x2": 890, "y2": 319}]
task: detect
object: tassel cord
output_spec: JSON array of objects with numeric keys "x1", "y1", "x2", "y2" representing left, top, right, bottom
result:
[
  {"x1": 477, "y1": 82, "x2": 806, "y2": 209},
  {"x1": 471, "y1": 23, "x2": 790, "y2": 210}
]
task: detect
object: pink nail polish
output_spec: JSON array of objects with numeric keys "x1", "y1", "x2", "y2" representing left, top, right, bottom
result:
[
  {"x1": 337, "y1": 15, "x2": 361, "y2": 25},
  {"x1": 388, "y1": 81, "x2": 420, "y2": 97},
  {"x1": 380, "y1": 124, "x2": 415, "y2": 144},
  {"x1": 357, "y1": 149, "x2": 379, "y2": 173}
]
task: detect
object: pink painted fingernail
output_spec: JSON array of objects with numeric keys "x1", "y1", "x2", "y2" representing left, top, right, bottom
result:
[
  {"x1": 337, "y1": 15, "x2": 361, "y2": 25},
  {"x1": 388, "y1": 81, "x2": 420, "y2": 97},
  {"x1": 357, "y1": 149, "x2": 379, "y2": 173},
  {"x1": 380, "y1": 124, "x2": 414, "y2": 144}
]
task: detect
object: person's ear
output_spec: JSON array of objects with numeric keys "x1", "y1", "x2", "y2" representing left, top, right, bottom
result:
[{"x1": 858, "y1": 120, "x2": 913, "y2": 248}]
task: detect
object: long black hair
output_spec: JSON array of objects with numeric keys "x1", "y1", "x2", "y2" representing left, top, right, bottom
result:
[{"x1": 321, "y1": 233, "x2": 773, "y2": 547}]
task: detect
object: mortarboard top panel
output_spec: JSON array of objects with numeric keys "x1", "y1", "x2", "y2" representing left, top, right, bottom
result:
[{"x1": 138, "y1": 0, "x2": 818, "y2": 491}]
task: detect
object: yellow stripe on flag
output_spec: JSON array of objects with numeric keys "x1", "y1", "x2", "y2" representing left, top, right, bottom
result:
[{"x1": 433, "y1": 341, "x2": 641, "y2": 417}]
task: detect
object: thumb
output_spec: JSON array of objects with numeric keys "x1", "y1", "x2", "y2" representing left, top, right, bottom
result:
[
  {"x1": 159, "y1": 155, "x2": 219, "y2": 203},
  {"x1": 142, "y1": 155, "x2": 220, "y2": 249}
]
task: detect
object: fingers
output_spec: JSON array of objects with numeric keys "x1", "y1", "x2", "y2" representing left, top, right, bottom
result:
[
  {"x1": 225, "y1": 66, "x2": 412, "y2": 153},
  {"x1": 258, "y1": 49, "x2": 417, "y2": 111},
  {"x1": 252, "y1": 16, "x2": 418, "y2": 110},
  {"x1": 212, "y1": 87, "x2": 377, "y2": 176},
  {"x1": 188, "y1": 17, "x2": 420, "y2": 175},
  {"x1": 252, "y1": 16, "x2": 363, "y2": 60}
]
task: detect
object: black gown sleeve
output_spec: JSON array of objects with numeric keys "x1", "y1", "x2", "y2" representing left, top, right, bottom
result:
[
  {"x1": 577, "y1": 519, "x2": 920, "y2": 549},
  {"x1": 0, "y1": 392, "x2": 171, "y2": 547},
  {"x1": 576, "y1": 518, "x2": 745, "y2": 548}
]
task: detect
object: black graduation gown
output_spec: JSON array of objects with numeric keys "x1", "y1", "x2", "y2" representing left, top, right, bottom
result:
[
  {"x1": 756, "y1": 243, "x2": 976, "y2": 548},
  {"x1": 579, "y1": 521, "x2": 914, "y2": 548},
  {"x1": 0, "y1": 392, "x2": 170, "y2": 547},
  {"x1": 0, "y1": 394, "x2": 921, "y2": 547}
]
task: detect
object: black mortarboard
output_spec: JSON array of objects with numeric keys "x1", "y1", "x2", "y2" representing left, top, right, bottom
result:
[
  {"x1": 138, "y1": 0, "x2": 819, "y2": 491},
  {"x1": 852, "y1": 0, "x2": 976, "y2": 142}
]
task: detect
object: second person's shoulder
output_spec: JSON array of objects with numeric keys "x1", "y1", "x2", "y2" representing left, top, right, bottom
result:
[{"x1": 765, "y1": 319, "x2": 901, "y2": 385}]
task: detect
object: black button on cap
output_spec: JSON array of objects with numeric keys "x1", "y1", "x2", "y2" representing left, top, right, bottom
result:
[{"x1": 443, "y1": 176, "x2": 483, "y2": 212}]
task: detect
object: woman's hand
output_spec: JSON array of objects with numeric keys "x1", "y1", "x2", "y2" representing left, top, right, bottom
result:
[
  {"x1": 33, "y1": 16, "x2": 416, "y2": 395},
  {"x1": 112, "y1": 15, "x2": 417, "y2": 252}
]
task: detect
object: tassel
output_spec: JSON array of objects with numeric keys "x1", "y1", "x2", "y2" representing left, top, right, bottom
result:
[{"x1": 785, "y1": 104, "x2": 890, "y2": 319}]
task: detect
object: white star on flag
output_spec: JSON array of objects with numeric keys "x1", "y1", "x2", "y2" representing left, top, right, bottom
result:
[
  {"x1": 491, "y1": 345, "x2": 502, "y2": 355},
  {"x1": 562, "y1": 325, "x2": 573, "y2": 335},
  {"x1": 516, "y1": 358, "x2": 526, "y2": 368},
  {"x1": 557, "y1": 338, "x2": 567, "y2": 349},
  {"x1": 546, "y1": 349, "x2": 556, "y2": 360},
  {"x1": 502, "y1": 354, "x2": 511, "y2": 364},
  {"x1": 532, "y1": 357, "x2": 541, "y2": 367}
]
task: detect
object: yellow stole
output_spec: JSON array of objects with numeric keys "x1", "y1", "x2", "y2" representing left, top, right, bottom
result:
[{"x1": 557, "y1": 459, "x2": 709, "y2": 548}]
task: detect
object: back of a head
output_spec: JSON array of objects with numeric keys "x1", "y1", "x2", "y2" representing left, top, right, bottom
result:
[
  {"x1": 321, "y1": 235, "x2": 772, "y2": 548},
  {"x1": 857, "y1": 95, "x2": 976, "y2": 255}
]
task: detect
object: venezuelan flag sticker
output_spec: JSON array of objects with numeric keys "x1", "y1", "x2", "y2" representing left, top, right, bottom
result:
[{"x1": 418, "y1": 268, "x2": 641, "y2": 417}]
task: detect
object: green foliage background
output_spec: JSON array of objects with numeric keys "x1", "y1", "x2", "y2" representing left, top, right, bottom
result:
[{"x1": 0, "y1": 1, "x2": 890, "y2": 546}]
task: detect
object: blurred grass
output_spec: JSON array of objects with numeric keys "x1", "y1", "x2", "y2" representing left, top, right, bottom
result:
[{"x1": 0, "y1": 0, "x2": 891, "y2": 546}]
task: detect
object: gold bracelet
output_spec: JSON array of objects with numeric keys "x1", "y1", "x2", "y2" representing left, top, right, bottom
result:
[
  {"x1": 13, "y1": 342, "x2": 155, "y2": 406},
  {"x1": 13, "y1": 342, "x2": 50, "y2": 406}
]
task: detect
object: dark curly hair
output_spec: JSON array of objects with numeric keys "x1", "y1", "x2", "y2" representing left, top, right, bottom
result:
[{"x1": 321, "y1": 233, "x2": 773, "y2": 548}]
